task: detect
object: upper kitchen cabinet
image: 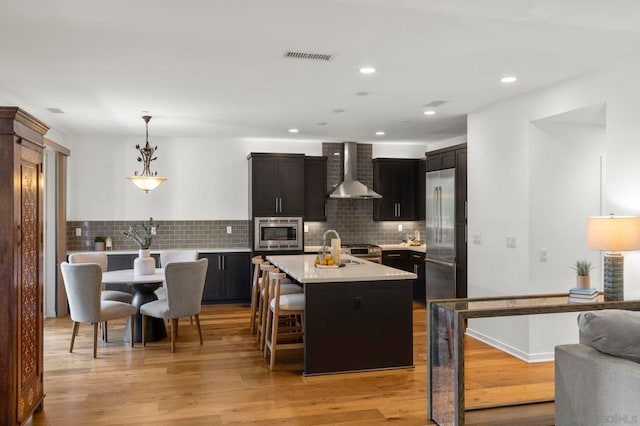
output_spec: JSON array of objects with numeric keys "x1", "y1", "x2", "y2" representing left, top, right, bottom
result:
[
  {"x1": 372, "y1": 158, "x2": 419, "y2": 221},
  {"x1": 248, "y1": 153, "x2": 305, "y2": 217},
  {"x1": 426, "y1": 149, "x2": 455, "y2": 172},
  {"x1": 304, "y1": 156, "x2": 327, "y2": 221}
]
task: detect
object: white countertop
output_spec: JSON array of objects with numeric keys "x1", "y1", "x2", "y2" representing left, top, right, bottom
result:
[{"x1": 267, "y1": 254, "x2": 416, "y2": 284}]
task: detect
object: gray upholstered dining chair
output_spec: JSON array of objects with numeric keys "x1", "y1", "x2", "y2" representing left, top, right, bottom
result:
[
  {"x1": 68, "y1": 252, "x2": 132, "y2": 303},
  {"x1": 60, "y1": 262, "x2": 137, "y2": 358},
  {"x1": 140, "y1": 258, "x2": 208, "y2": 352},
  {"x1": 154, "y1": 250, "x2": 199, "y2": 300}
]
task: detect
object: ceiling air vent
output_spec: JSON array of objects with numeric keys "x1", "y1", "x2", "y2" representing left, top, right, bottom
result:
[
  {"x1": 46, "y1": 107, "x2": 65, "y2": 114},
  {"x1": 423, "y1": 100, "x2": 448, "y2": 108},
  {"x1": 284, "y1": 51, "x2": 334, "y2": 61}
]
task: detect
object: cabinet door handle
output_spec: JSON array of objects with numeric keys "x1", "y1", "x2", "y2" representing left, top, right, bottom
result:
[
  {"x1": 219, "y1": 256, "x2": 225, "y2": 270},
  {"x1": 387, "y1": 254, "x2": 401, "y2": 258},
  {"x1": 414, "y1": 264, "x2": 418, "y2": 274},
  {"x1": 275, "y1": 198, "x2": 279, "y2": 213},
  {"x1": 279, "y1": 198, "x2": 283, "y2": 213},
  {"x1": 398, "y1": 203, "x2": 401, "y2": 217}
]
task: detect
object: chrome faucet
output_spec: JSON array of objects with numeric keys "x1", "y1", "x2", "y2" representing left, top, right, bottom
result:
[{"x1": 322, "y1": 229, "x2": 341, "y2": 246}]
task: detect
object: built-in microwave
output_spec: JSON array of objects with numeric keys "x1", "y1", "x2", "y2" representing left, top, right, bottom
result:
[{"x1": 254, "y1": 217, "x2": 303, "y2": 251}]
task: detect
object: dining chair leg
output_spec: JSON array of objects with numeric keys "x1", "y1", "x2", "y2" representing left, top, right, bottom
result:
[
  {"x1": 130, "y1": 315, "x2": 135, "y2": 348},
  {"x1": 142, "y1": 315, "x2": 147, "y2": 347},
  {"x1": 175, "y1": 318, "x2": 179, "y2": 338},
  {"x1": 190, "y1": 316, "x2": 193, "y2": 325},
  {"x1": 170, "y1": 318, "x2": 178, "y2": 353},
  {"x1": 69, "y1": 321, "x2": 79, "y2": 353},
  {"x1": 93, "y1": 323, "x2": 99, "y2": 358},
  {"x1": 194, "y1": 314, "x2": 203, "y2": 345},
  {"x1": 103, "y1": 321, "x2": 108, "y2": 343}
]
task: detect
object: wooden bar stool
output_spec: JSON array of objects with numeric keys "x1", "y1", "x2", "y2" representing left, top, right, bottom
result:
[
  {"x1": 249, "y1": 255, "x2": 264, "y2": 334},
  {"x1": 256, "y1": 263, "x2": 303, "y2": 350},
  {"x1": 264, "y1": 271, "x2": 305, "y2": 370}
]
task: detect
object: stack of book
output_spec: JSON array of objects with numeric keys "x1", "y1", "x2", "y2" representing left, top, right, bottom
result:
[{"x1": 568, "y1": 287, "x2": 598, "y2": 303}]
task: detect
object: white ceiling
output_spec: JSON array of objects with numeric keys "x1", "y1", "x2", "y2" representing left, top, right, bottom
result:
[{"x1": 1, "y1": 0, "x2": 640, "y2": 144}]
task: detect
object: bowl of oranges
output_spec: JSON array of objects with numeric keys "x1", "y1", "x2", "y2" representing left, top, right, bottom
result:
[{"x1": 314, "y1": 253, "x2": 341, "y2": 268}]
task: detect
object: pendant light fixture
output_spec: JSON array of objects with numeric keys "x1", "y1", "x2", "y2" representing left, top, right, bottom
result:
[{"x1": 127, "y1": 115, "x2": 167, "y2": 193}]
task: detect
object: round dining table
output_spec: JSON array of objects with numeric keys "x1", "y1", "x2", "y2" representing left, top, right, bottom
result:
[{"x1": 102, "y1": 268, "x2": 167, "y2": 343}]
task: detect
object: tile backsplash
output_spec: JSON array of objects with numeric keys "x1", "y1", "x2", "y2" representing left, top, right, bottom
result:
[
  {"x1": 67, "y1": 220, "x2": 250, "y2": 251},
  {"x1": 304, "y1": 142, "x2": 425, "y2": 246},
  {"x1": 67, "y1": 142, "x2": 423, "y2": 251}
]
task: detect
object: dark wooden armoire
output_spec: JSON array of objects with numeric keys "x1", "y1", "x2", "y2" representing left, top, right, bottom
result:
[{"x1": 0, "y1": 107, "x2": 48, "y2": 425}]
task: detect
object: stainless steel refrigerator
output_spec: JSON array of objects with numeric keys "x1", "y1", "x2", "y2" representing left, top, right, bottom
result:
[{"x1": 425, "y1": 168, "x2": 456, "y2": 300}]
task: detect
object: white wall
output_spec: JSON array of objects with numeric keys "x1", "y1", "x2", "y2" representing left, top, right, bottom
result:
[
  {"x1": 468, "y1": 55, "x2": 640, "y2": 361},
  {"x1": 66, "y1": 136, "x2": 429, "y2": 220}
]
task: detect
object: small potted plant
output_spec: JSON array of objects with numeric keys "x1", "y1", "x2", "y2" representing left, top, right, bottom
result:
[
  {"x1": 94, "y1": 236, "x2": 106, "y2": 251},
  {"x1": 572, "y1": 260, "x2": 594, "y2": 289}
]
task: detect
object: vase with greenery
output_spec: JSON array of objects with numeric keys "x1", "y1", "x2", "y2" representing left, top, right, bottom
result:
[
  {"x1": 572, "y1": 260, "x2": 594, "y2": 289},
  {"x1": 123, "y1": 217, "x2": 158, "y2": 275}
]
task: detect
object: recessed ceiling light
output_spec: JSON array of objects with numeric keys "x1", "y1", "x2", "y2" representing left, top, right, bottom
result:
[
  {"x1": 332, "y1": 108, "x2": 345, "y2": 113},
  {"x1": 317, "y1": 122, "x2": 328, "y2": 126},
  {"x1": 375, "y1": 131, "x2": 385, "y2": 136},
  {"x1": 356, "y1": 91, "x2": 370, "y2": 96},
  {"x1": 288, "y1": 128, "x2": 299, "y2": 133},
  {"x1": 501, "y1": 76, "x2": 517, "y2": 83},
  {"x1": 359, "y1": 67, "x2": 376, "y2": 74},
  {"x1": 424, "y1": 110, "x2": 436, "y2": 116}
]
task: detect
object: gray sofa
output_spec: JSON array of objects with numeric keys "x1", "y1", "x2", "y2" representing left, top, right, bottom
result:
[{"x1": 555, "y1": 310, "x2": 640, "y2": 426}]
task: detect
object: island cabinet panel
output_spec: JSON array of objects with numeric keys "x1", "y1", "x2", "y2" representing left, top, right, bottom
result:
[
  {"x1": 304, "y1": 156, "x2": 327, "y2": 221},
  {"x1": 0, "y1": 107, "x2": 48, "y2": 425},
  {"x1": 248, "y1": 153, "x2": 305, "y2": 217},
  {"x1": 304, "y1": 280, "x2": 413, "y2": 375},
  {"x1": 200, "y1": 252, "x2": 250, "y2": 304},
  {"x1": 373, "y1": 158, "x2": 419, "y2": 221}
]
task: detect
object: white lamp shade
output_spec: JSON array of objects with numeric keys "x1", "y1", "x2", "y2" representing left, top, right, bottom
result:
[
  {"x1": 587, "y1": 216, "x2": 640, "y2": 251},
  {"x1": 128, "y1": 175, "x2": 167, "y2": 192}
]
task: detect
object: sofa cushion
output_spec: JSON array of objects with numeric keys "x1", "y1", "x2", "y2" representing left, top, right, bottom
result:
[{"x1": 578, "y1": 309, "x2": 640, "y2": 363}]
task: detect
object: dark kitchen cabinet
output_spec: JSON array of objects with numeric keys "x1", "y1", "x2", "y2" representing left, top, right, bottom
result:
[
  {"x1": 304, "y1": 156, "x2": 327, "y2": 221},
  {"x1": 248, "y1": 153, "x2": 305, "y2": 217},
  {"x1": 455, "y1": 148, "x2": 467, "y2": 223},
  {"x1": 409, "y1": 251, "x2": 426, "y2": 302},
  {"x1": 201, "y1": 252, "x2": 251, "y2": 304},
  {"x1": 373, "y1": 159, "x2": 419, "y2": 221},
  {"x1": 417, "y1": 159, "x2": 426, "y2": 221},
  {"x1": 426, "y1": 149, "x2": 455, "y2": 172},
  {"x1": 382, "y1": 250, "x2": 425, "y2": 302}
]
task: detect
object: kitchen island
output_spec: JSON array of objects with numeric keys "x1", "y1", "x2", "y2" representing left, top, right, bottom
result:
[{"x1": 267, "y1": 254, "x2": 417, "y2": 375}]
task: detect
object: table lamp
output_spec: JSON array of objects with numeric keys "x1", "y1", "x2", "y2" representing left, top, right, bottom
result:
[{"x1": 587, "y1": 215, "x2": 640, "y2": 301}]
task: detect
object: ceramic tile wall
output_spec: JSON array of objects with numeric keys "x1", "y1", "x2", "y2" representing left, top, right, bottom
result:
[
  {"x1": 304, "y1": 143, "x2": 424, "y2": 246},
  {"x1": 67, "y1": 220, "x2": 250, "y2": 251}
]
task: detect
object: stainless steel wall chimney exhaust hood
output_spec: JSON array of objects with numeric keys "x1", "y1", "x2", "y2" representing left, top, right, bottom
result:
[{"x1": 329, "y1": 142, "x2": 382, "y2": 199}]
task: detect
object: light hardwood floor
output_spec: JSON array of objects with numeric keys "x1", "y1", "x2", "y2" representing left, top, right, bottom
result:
[{"x1": 31, "y1": 303, "x2": 555, "y2": 425}]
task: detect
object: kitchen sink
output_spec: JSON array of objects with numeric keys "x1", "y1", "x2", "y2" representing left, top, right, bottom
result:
[{"x1": 342, "y1": 259, "x2": 365, "y2": 265}]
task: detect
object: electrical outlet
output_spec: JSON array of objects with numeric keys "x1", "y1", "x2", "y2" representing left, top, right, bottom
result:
[
  {"x1": 304, "y1": 225, "x2": 309, "y2": 233},
  {"x1": 473, "y1": 233, "x2": 481, "y2": 245},
  {"x1": 539, "y1": 248, "x2": 548, "y2": 262},
  {"x1": 397, "y1": 224, "x2": 403, "y2": 232},
  {"x1": 506, "y1": 235, "x2": 517, "y2": 248},
  {"x1": 226, "y1": 226, "x2": 232, "y2": 234},
  {"x1": 75, "y1": 228, "x2": 82, "y2": 237},
  {"x1": 151, "y1": 226, "x2": 157, "y2": 235}
]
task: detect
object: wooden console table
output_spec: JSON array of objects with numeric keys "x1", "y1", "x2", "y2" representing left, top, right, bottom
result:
[{"x1": 427, "y1": 293, "x2": 640, "y2": 425}]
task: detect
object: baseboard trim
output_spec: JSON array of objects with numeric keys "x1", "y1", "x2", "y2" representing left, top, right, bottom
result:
[{"x1": 465, "y1": 328, "x2": 554, "y2": 363}]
